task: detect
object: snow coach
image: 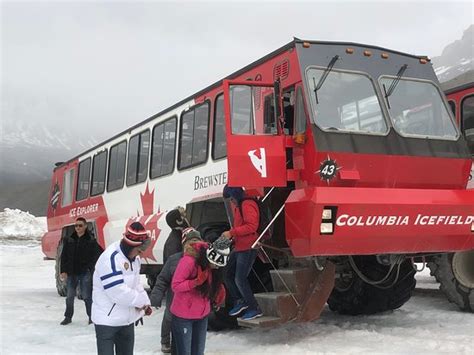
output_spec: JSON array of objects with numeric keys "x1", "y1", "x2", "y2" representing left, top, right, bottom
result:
[
  {"x1": 42, "y1": 39, "x2": 474, "y2": 328},
  {"x1": 426, "y1": 73, "x2": 474, "y2": 313}
]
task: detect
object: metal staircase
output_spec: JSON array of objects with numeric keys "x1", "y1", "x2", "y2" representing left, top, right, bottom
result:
[{"x1": 238, "y1": 260, "x2": 335, "y2": 328}]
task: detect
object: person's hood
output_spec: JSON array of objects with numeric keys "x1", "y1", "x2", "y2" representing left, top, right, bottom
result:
[{"x1": 184, "y1": 240, "x2": 208, "y2": 258}]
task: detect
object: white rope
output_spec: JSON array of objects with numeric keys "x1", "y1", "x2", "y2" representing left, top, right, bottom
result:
[
  {"x1": 258, "y1": 245, "x2": 300, "y2": 307},
  {"x1": 251, "y1": 204, "x2": 285, "y2": 249}
]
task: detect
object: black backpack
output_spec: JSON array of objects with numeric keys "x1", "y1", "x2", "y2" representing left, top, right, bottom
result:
[{"x1": 238, "y1": 197, "x2": 273, "y2": 240}]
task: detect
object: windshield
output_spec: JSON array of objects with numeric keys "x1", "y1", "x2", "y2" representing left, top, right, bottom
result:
[
  {"x1": 306, "y1": 68, "x2": 388, "y2": 134},
  {"x1": 379, "y1": 77, "x2": 458, "y2": 139}
]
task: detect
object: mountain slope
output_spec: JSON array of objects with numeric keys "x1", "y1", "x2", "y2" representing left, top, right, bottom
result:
[{"x1": 432, "y1": 25, "x2": 473, "y2": 83}]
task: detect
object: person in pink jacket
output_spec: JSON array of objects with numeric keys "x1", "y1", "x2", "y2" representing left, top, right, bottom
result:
[{"x1": 171, "y1": 237, "x2": 227, "y2": 355}]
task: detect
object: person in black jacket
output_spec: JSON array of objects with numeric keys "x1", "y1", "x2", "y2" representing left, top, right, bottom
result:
[
  {"x1": 59, "y1": 217, "x2": 103, "y2": 325},
  {"x1": 163, "y1": 207, "x2": 189, "y2": 263},
  {"x1": 150, "y1": 227, "x2": 201, "y2": 354}
]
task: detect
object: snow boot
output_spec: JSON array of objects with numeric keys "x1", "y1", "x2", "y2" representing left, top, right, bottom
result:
[{"x1": 60, "y1": 317, "x2": 72, "y2": 325}]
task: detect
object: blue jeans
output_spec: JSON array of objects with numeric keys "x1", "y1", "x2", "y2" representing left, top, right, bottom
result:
[
  {"x1": 171, "y1": 315, "x2": 208, "y2": 355},
  {"x1": 225, "y1": 249, "x2": 259, "y2": 310},
  {"x1": 95, "y1": 323, "x2": 134, "y2": 355},
  {"x1": 64, "y1": 270, "x2": 92, "y2": 319}
]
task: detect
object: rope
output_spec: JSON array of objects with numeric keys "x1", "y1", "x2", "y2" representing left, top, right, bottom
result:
[
  {"x1": 251, "y1": 267, "x2": 269, "y2": 293},
  {"x1": 258, "y1": 245, "x2": 300, "y2": 307},
  {"x1": 257, "y1": 242, "x2": 292, "y2": 254},
  {"x1": 251, "y1": 204, "x2": 285, "y2": 249}
]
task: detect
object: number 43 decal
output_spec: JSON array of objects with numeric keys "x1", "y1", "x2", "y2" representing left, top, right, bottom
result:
[{"x1": 316, "y1": 157, "x2": 342, "y2": 183}]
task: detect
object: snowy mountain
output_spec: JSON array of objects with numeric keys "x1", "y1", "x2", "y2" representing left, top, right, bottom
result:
[
  {"x1": 1, "y1": 87, "x2": 99, "y2": 185},
  {"x1": 0, "y1": 88, "x2": 100, "y2": 214},
  {"x1": 432, "y1": 25, "x2": 473, "y2": 83}
]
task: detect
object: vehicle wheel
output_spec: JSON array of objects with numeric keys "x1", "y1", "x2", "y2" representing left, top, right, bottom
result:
[
  {"x1": 427, "y1": 251, "x2": 474, "y2": 312},
  {"x1": 328, "y1": 256, "x2": 416, "y2": 315},
  {"x1": 208, "y1": 304, "x2": 238, "y2": 331},
  {"x1": 202, "y1": 227, "x2": 238, "y2": 331},
  {"x1": 55, "y1": 241, "x2": 67, "y2": 297}
]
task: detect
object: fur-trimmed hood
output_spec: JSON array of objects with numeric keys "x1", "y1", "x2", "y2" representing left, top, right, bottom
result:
[{"x1": 183, "y1": 240, "x2": 208, "y2": 259}]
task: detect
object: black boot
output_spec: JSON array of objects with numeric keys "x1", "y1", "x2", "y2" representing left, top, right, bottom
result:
[{"x1": 60, "y1": 317, "x2": 72, "y2": 325}]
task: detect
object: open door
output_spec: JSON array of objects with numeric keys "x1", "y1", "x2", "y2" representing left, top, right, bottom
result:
[{"x1": 223, "y1": 79, "x2": 287, "y2": 187}]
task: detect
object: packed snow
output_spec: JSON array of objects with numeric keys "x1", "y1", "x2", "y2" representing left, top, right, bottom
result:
[
  {"x1": 0, "y1": 211, "x2": 473, "y2": 354},
  {"x1": 0, "y1": 208, "x2": 46, "y2": 246}
]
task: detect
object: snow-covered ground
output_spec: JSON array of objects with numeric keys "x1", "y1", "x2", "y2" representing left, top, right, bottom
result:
[{"x1": 0, "y1": 210, "x2": 473, "y2": 354}]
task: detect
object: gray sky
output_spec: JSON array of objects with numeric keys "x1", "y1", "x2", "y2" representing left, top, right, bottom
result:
[{"x1": 2, "y1": 0, "x2": 473, "y2": 143}]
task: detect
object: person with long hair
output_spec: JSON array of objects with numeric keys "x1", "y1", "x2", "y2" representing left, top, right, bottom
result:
[{"x1": 170, "y1": 236, "x2": 228, "y2": 355}]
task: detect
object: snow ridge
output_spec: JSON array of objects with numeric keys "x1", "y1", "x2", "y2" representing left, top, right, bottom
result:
[{"x1": 0, "y1": 208, "x2": 46, "y2": 245}]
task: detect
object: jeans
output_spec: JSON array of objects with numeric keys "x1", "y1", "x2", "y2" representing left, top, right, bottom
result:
[
  {"x1": 171, "y1": 315, "x2": 208, "y2": 355},
  {"x1": 64, "y1": 270, "x2": 92, "y2": 320},
  {"x1": 225, "y1": 249, "x2": 259, "y2": 310},
  {"x1": 95, "y1": 323, "x2": 134, "y2": 355},
  {"x1": 161, "y1": 306, "x2": 172, "y2": 345}
]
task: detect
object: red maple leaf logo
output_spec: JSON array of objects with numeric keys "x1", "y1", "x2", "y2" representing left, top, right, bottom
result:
[{"x1": 125, "y1": 183, "x2": 163, "y2": 262}]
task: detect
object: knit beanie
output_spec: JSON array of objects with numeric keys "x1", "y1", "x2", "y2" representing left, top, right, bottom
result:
[
  {"x1": 122, "y1": 222, "x2": 150, "y2": 250},
  {"x1": 166, "y1": 209, "x2": 189, "y2": 229},
  {"x1": 181, "y1": 227, "x2": 202, "y2": 244}
]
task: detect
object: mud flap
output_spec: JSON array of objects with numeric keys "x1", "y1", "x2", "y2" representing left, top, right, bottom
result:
[{"x1": 295, "y1": 261, "x2": 335, "y2": 322}]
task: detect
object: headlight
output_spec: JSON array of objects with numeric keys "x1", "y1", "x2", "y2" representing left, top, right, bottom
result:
[
  {"x1": 322, "y1": 209, "x2": 332, "y2": 220},
  {"x1": 320, "y1": 223, "x2": 333, "y2": 234}
]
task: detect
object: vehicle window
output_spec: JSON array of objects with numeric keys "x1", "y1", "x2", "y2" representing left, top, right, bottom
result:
[
  {"x1": 306, "y1": 68, "x2": 387, "y2": 134},
  {"x1": 230, "y1": 86, "x2": 253, "y2": 134},
  {"x1": 107, "y1": 141, "x2": 127, "y2": 192},
  {"x1": 379, "y1": 77, "x2": 458, "y2": 139},
  {"x1": 461, "y1": 95, "x2": 474, "y2": 154},
  {"x1": 62, "y1": 168, "x2": 75, "y2": 207},
  {"x1": 179, "y1": 102, "x2": 209, "y2": 169},
  {"x1": 76, "y1": 159, "x2": 91, "y2": 201},
  {"x1": 127, "y1": 130, "x2": 150, "y2": 185},
  {"x1": 229, "y1": 85, "x2": 277, "y2": 135},
  {"x1": 91, "y1": 150, "x2": 107, "y2": 196},
  {"x1": 448, "y1": 100, "x2": 456, "y2": 117},
  {"x1": 263, "y1": 94, "x2": 278, "y2": 134},
  {"x1": 212, "y1": 95, "x2": 227, "y2": 159},
  {"x1": 295, "y1": 87, "x2": 307, "y2": 134},
  {"x1": 151, "y1": 117, "x2": 177, "y2": 178}
]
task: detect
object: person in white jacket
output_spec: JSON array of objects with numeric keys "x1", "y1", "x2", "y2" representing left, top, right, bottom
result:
[{"x1": 92, "y1": 222, "x2": 152, "y2": 355}]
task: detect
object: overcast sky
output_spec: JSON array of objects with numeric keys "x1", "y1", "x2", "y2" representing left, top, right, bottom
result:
[{"x1": 2, "y1": 0, "x2": 473, "y2": 143}]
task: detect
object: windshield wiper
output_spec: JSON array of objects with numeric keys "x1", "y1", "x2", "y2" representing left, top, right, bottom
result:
[
  {"x1": 383, "y1": 64, "x2": 408, "y2": 109},
  {"x1": 313, "y1": 55, "x2": 339, "y2": 104}
]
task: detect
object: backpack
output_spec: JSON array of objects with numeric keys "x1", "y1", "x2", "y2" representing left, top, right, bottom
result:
[{"x1": 238, "y1": 197, "x2": 273, "y2": 240}]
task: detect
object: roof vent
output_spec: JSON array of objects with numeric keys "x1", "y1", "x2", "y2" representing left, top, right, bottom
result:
[{"x1": 273, "y1": 59, "x2": 290, "y2": 81}]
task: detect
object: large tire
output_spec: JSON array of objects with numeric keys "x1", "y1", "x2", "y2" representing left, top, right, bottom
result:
[
  {"x1": 209, "y1": 253, "x2": 274, "y2": 331},
  {"x1": 328, "y1": 256, "x2": 416, "y2": 315},
  {"x1": 55, "y1": 241, "x2": 67, "y2": 297},
  {"x1": 427, "y1": 251, "x2": 474, "y2": 312},
  {"x1": 208, "y1": 302, "x2": 239, "y2": 331}
]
